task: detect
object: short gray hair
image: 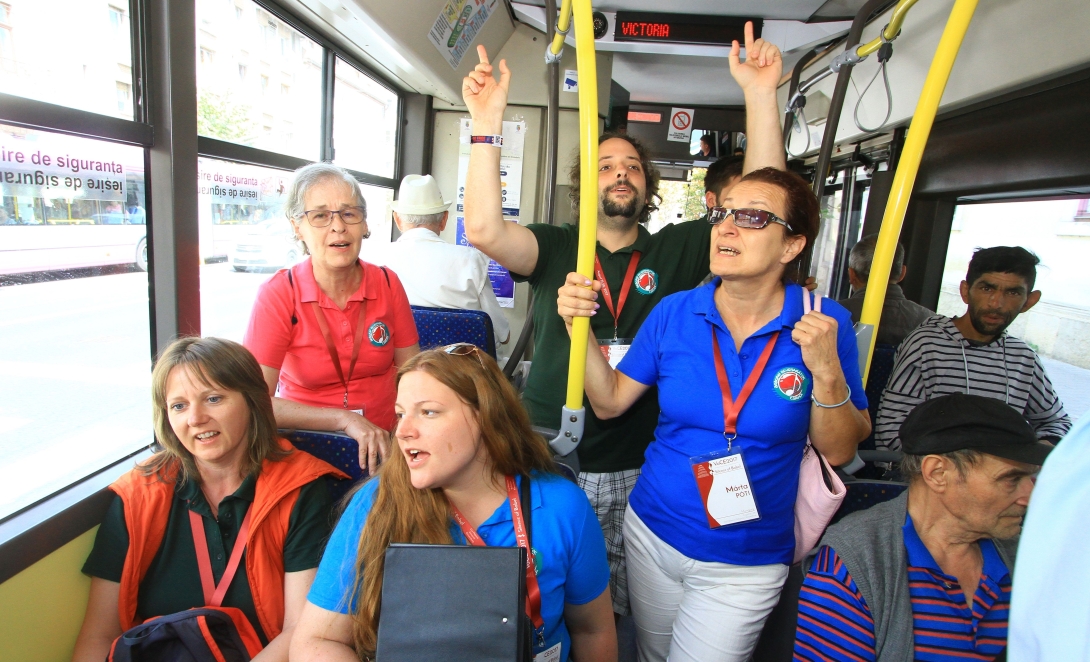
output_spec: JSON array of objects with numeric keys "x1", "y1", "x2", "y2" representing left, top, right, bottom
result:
[
  {"x1": 849, "y1": 233, "x2": 905, "y2": 280},
  {"x1": 899, "y1": 448, "x2": 983, "y2": 482},
  {"x1": 284, "y1": 163, "x2": 367, "y2": 222},
  {"x1": 396, "y1": 211, "x2": 445, "y2": 227}
]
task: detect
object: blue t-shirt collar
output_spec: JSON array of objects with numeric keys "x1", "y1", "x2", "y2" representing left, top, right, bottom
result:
[
  {"x1": 903, "y1": 512, "x2": 1012, "y2": 585},
  {"x1": 697, "y1": 278, "x2": 807, "y2": 336}
]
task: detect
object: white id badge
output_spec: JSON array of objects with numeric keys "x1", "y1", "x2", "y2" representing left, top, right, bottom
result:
[
  {"x1": 598, "y1": 338, "x2": 633, "y2": 370},
  {"x1": 690, "y1": 449, "x2": 760, "y2": 528},
  {"x1": 534, "y1": 642, "x2": 562, "y2": 662}
]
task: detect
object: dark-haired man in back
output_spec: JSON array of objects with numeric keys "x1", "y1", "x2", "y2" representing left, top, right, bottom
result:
[{"x1": 875, "y1": 246, "x2": 1071, "y2": 451}]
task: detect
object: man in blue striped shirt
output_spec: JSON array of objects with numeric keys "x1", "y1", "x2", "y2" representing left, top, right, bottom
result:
[{"x1": 794, "y1": 394, "x2": 1051, "y2": 661}]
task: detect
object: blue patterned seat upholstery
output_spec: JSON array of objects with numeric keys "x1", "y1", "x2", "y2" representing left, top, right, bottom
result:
[
  {"x1": 860, "y1": 343, "x2": 898, "y2": 451},
  {"x1": 282, "y1": 429, "x2": 366, "y2": 503},
  {"x1": 832, "y1": 480, "x2": 907, "y2": 524},
  {"x1": 411, "y1": 306, "x2": 497, "y2": 358}
]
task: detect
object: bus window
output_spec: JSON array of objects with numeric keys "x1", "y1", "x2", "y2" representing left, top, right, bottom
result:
[
  {"x1": 939, "y1": 198, "x2": 1090, "y2": 421},
  {"x1": 195, "y1": 0, "x2": 322, "y2": 161},
  {"x1": 332, "y1": 57, "x2": 400, "y2": 179},
  {"x1": 0, "y1": 1, "x2": 136, "y2": 120},
  {"x1": 0, "y1": 125, "x2": 150, "y2": 521},
  {"x1": 647, "y1": 167, "x2": 707, "y2": 233},
  {"x1": 811, "y1": 165, "x2": 870, "y2": 300}
]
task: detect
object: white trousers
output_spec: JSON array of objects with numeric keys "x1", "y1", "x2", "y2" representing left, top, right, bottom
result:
[{"x1": 624, "y1": 509, "x2": 789, "y2": 662}]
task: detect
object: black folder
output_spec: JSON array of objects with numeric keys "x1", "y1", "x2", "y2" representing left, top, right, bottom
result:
[{"x1": 376, "y1": 543, "x2": 531, "y2": 661}]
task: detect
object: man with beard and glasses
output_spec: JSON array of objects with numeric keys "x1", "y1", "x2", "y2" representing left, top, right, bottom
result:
[
  {"x1": 795, "y1": 394, "x2": 1049, "y2": 662},
  {"x1": 460, "y1": 22, "x2": 786, "y2": 622},
  {"x1": 874, "y1": 246, "x2": 1070, "y2": 452}
]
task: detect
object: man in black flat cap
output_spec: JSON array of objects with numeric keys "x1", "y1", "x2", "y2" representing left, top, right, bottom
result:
[{"x1": 793, "y1": 393, "x2": 1051, "y2": 662}]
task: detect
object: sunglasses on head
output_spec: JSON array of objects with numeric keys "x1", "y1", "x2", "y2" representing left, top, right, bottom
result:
[
  {"x1": 707, "y1": 207, "x2": 793, "y2": 232},
  {"x1": 442, "y1": 343, "x2": 486, "y2": 369}
]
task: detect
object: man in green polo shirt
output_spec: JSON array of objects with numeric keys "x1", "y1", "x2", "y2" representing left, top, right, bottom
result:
[{"x1": 461, "y1": 24, "x2": 786, "y2": 618}]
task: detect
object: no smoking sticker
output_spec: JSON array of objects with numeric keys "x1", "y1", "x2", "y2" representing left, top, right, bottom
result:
[{"x1": 667, "y1": 107, "x2": 695, "y2": 142}]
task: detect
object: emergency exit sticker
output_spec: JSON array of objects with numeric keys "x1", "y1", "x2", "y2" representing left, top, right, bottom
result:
[{"x1": 667, "y1": 107, "x2": 695, "y2": 142}]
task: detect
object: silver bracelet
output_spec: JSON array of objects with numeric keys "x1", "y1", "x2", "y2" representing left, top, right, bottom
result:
[{"x1": 812, "y1": 385, "x2": 851, "y2": 408}]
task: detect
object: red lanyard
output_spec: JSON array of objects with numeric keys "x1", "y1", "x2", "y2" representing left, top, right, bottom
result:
[
  {"x1": 710, "y1": 328, "x2": 780, "y2": 446},
  {"x1": 188, "y1": 508, "x2": 253, "y2": 607},
  {"x1": 448, "y1": 475, "x2": 544, "y2": 632},
  {"x1": 593, "y1": 251, "x2": 642, "y2": 340},
  {"x1": 310, "y1": 300, "x2": 367, "y2": 409}
]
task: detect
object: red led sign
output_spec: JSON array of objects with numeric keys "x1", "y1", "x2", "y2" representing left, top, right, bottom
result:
[
  {"x1": 613, "y1": 12, "x2": 759, "y2": 46},
  {"x1": 619, "y1": 21, "x2": 670, "y2": 39}
]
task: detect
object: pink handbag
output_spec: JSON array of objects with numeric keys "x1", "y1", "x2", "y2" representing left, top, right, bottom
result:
[{"x1": 792, "y1": 291, "x2": 847, "y2": 564}]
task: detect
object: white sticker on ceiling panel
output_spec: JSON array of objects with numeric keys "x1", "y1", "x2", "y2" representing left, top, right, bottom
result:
[
  {"x1": 667, "y1": 107, "x2": 695, "y2": 143},
  {"x1": 428, "y1": 0, "x2": 498, "y2": 69}
]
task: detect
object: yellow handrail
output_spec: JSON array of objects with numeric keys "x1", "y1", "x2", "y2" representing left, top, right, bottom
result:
[
  {"x1": 548, "y1": 0, "x2": 573, "y2": 58},
  {"x1": 856, "y1": 0, "x2": 922, "y2": 58},
  {"x1": 564, "y1": 0, "x2": 598, "y2": 412},
  {"x1": 860, "y1": 0, "x2": 980, "y2": 383}
]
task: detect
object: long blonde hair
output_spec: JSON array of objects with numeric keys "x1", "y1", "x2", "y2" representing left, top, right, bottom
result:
[{"x1": 350, "y1": 348, "x2": 556, "y2": 658}]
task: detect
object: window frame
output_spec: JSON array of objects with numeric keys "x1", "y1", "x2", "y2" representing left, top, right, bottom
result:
[{"x1": 0, "y1": 0, "x2": 404, "y2": 564}]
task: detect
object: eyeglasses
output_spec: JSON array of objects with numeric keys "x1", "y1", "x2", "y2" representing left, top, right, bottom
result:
[
  {"x1": 707, "y1": 207, "x2": 793, "y2": 232},
  {"x1": 297, "y1": 206, "x2": 366, "y2": 228},
  {"x1": 443, "y1": 343, "x2": 485, "y2": 369}
]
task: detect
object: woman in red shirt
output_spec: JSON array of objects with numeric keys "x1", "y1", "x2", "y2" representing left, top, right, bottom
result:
[{"x1": 245, "y1": 164, "x2": 420, "y2": 473}]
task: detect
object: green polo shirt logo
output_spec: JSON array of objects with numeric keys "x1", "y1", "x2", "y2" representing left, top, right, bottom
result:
[{"x1": 634, "y1": 268, "x2": 658, "y2": 295}]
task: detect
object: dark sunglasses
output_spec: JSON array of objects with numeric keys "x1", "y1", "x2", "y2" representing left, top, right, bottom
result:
[
  {"x1": 707, "y1": 207, "x2": 793, "y2": 232},
  {"x1": 442, "y1": 343, "x2": 486, "y2": 369}
]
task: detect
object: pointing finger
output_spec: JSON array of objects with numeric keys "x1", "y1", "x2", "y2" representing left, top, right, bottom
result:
[
  {"x1": 744, "y1": 21, "x2": 755, "y2": 54},
  {"x1": 476, "y1": 44, "x2": 490, "y2": 66}
]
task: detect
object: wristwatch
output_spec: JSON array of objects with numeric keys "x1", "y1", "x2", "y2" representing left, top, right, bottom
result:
[{"x1": 470, "y1": 134, "x2": 503, "y2": 147}]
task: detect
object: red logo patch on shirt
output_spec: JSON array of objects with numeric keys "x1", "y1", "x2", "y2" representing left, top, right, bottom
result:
[
  {"x1": 634, "y1": 268, "x2": 658, "y2": 295},
  {"x1": 368, "y1": 321, "x2": 390, "y2": 347},
  {"x1": 773, "y1": 367, "x2": 807, "y2": 401}
]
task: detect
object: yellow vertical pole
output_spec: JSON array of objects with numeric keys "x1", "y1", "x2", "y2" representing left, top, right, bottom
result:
[
  {"x1": 860, "y1": 0, "x2": 979, "y2": 383},
  {"x1": 563, "y1": 0, "x2": 598, "y2": 411}
]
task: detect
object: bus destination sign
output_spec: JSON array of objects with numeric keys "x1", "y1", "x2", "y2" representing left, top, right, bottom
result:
[{"x1": 614, "y1": 13, "x2": 760, "y2": 46}]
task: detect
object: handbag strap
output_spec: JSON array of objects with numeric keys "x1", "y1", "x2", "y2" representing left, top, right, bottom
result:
[
  {"x1": 802, "y1": 288, "x2": 822, "y2": 314},
  {"x1": 189, "y1": 507, "x2": 254, "y2": 607}
]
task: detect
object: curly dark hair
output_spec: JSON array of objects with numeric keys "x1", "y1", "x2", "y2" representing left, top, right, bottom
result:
[{"x1": 567, "y1": 133, "x2": 661, "y2": 225}]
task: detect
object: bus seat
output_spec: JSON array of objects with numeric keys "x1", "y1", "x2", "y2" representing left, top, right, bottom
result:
[
  {"x1": 860, "y1": 342, "x2": 898, "y2": 452},
  {"x1": 411, "y1": 306, "x2": 497, "y2": 359},
  {"x1": 281, "y1": 429, "x2": 366, "y2": 502},
  {"x1": 832, "y1": 480, "x2": 907, "y2": 524}
]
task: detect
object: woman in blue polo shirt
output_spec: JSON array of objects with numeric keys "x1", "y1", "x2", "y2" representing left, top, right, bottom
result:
[
  {"x1": 289, "y1": 345, "x2": 616, "y2": 661},
  {"x1": 559, "y1": 167, "x2": 871, "y2": 662}
]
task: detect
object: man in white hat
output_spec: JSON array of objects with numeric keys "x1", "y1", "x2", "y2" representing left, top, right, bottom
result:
[{"x1": 376, "y1": 174, "x2": 511, "y2": 349}]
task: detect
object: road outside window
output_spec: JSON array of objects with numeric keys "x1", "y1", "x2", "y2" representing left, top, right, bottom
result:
[{"x1": 0, "y1": 124, "x2": 149, "y2": 520}]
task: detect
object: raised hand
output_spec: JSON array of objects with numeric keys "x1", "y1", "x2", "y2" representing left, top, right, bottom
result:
[
  {"x1": 791, "y1": 309, "x2": 842, "y2": 382},
  {"x1": 462, "y1": 44, "x2": 511, "y2": 128},
  {"x1": 728, "y1": 21, "x2": 783, "y2": 95}
]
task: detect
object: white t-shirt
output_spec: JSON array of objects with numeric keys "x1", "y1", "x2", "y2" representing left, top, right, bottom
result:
[
  {"x1": 1009, "y1": 414, "x2": 1090, "y2": 661},
  {"x1": 374, "y1": 227, "x2": 511, "y2": 344}
]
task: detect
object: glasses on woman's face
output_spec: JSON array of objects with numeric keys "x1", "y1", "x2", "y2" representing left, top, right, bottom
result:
[
  {"x1": 298, "y1": 206, "x2": 366, "y2": 228},
  {"x1": 443, "y1": 343, "x2": 485, "y2": 369},
  {"x1": 707, "y1": 207, "x2": 793, "y2": 232}
]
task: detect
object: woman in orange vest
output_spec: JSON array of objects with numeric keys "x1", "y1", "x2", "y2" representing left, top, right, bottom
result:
[{"x1": 71, "y1": 337, "x2": 346, "y2": 662}]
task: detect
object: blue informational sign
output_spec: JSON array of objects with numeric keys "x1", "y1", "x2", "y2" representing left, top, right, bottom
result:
[{"x1": 456, "y1": 216, "x2": 515, "y2": 307}]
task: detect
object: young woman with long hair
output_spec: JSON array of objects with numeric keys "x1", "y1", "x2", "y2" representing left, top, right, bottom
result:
[{"x1": 290, "y1": 345, "x2": 617, "y2": 661}]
